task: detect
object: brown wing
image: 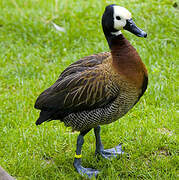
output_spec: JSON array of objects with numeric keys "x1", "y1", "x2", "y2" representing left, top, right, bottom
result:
[
  {"x1": 59, "y1": 52, "x2": 110, "y2": 79},
  {"x1": 35, "y1": 52, "x2": 116, "y2": 119}
]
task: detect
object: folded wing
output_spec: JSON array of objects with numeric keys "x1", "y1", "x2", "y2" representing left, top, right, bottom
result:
[{"x1": 35, "y1": 52, "x2": 117, "y2": 122}]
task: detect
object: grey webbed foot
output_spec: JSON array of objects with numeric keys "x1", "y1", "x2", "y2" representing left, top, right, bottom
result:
[
  {"x1": 74, "y1": 159, "x2": 99, "y2": 178},
  {"x1": 94, "y1": 126, "x2": 124, "y2": 159},
  {"x1": 96, "y1": 144, "x2": 124, "y2": 159}
]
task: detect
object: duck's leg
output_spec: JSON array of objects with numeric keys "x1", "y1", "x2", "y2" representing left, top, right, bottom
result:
[
  {"x1": 94, "y1": 126, "x2": 124, "y2": 159},
  {"x1": 73, "y1": 129, "x2": 99, "y2": 178}
]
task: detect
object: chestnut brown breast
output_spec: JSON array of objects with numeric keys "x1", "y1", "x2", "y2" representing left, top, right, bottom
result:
[{"x1": 111, "y1": 35, "x2": 148, "y2": 93}]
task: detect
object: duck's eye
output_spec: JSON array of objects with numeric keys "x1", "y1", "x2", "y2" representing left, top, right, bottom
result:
[{"x1": 116, "y1": 16, "x2": 121, "y2": 20}]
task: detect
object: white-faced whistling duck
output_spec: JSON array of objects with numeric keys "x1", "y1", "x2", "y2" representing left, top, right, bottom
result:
[{"x1": 35, "y1": 4, "x2": 148, "y2": 178}]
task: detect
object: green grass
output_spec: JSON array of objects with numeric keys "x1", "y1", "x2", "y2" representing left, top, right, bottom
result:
[{"x1": 0, "y1": 0, "x2": 178, "y2": 179}]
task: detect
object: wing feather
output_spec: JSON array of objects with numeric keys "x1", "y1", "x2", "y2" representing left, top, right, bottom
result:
[{"x1": 35, "y1": 52, "x2": 117, "y2": 119}]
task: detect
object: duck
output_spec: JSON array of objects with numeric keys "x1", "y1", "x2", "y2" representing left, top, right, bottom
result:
[{"x1": 34, "y1": 4, "x2": 148, "y2": 178}]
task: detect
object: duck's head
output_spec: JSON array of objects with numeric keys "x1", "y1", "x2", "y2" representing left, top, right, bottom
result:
[{"x1": 102, "y1": 4, "x2": 147, "y2": 38}]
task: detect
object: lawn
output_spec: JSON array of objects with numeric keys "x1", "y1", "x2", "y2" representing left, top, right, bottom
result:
[{"x1": 0, "y1": 0, "x2": 178, "y2": 179}]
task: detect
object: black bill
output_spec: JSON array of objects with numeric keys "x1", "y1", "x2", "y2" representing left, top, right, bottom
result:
[{"x1": 124, "y1": 19, "x2": 147, "y2": 38}]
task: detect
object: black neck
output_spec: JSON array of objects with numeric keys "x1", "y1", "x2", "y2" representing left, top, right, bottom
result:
[{"x1": 104, "y1": 31, "x2": 126, "y2": 49}]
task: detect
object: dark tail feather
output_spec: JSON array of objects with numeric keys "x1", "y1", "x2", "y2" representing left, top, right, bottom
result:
[{"x1": 36, "y1": 110, "x2": 53, "y2": 125}]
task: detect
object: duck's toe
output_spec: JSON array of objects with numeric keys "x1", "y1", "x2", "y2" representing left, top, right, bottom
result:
[
  {"x1": 75, "y1": 164, "x2": 99, "y2": 178},
  {"x1": 96, "y1": 144, "x2": 124, "y2": 159}
]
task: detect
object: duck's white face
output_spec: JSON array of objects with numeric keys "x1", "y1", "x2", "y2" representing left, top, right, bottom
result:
[
  {"x1": 112, "y1": 6, "x2": 132, "y2": 35},
  {"x1": 102, "y1": 4, "x2": 147, "y2": 38}
]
